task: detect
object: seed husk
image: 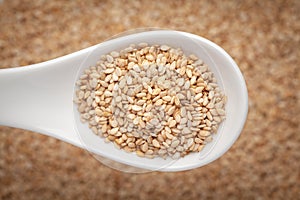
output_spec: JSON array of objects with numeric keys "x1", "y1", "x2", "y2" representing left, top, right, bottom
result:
[
  {"x1": 140, "y1": 142, "x2": 148, "y2": 152},
  {"x1": 132, "y1": 105, "x2": 142, "y2": 111},
  {"x1": 152, "y1": 139, "x2": 160, "y2": 148},
  {"x1": 199, "y1": 130, "x2": 210, "y2": 137},
  {"x1": 168, "y1": 120, "x2": 177, "y2": 128}
]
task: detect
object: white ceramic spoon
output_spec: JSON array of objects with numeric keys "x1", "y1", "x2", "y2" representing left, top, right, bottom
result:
[{"x1": 0, "y1": 30, "x2": 248, "y2": 172}]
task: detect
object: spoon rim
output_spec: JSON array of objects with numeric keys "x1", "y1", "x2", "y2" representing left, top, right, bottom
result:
[{"x1": 73, "y1": 30, "x2": 248, "y2": 171}]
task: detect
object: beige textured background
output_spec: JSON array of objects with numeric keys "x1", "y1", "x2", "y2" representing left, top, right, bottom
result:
[{"x1": 0, "y1": 0, "x2": 299, "y2": 199}]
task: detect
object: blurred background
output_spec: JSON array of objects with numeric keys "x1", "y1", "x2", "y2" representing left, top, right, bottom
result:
[{"x1": 0, "y1": 0, "x2": 299, "y2": 199}]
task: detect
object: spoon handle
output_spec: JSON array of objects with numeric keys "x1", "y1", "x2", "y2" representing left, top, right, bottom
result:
[{"x1": 0, "y1": 51, "x2": 88, "y2": 147}]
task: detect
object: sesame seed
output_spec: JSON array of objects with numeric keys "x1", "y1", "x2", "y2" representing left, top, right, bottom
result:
[{"x1": 75, "y1": 43, "x2": 226, "y2": 160}]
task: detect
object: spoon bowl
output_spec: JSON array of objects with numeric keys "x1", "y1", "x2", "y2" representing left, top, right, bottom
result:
[{"x1": 0, "y1": 30, "x2": 248, "y2": 172}]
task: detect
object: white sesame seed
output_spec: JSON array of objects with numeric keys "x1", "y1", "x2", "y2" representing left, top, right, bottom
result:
[{"x1": 75, "y1": 43, "x2": 226, "y2": 160}]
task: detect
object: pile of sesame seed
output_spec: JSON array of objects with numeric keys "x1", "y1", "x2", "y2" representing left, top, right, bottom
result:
[{"x1": 74, "y1": 43, "x2": 226, "y2": 159}]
